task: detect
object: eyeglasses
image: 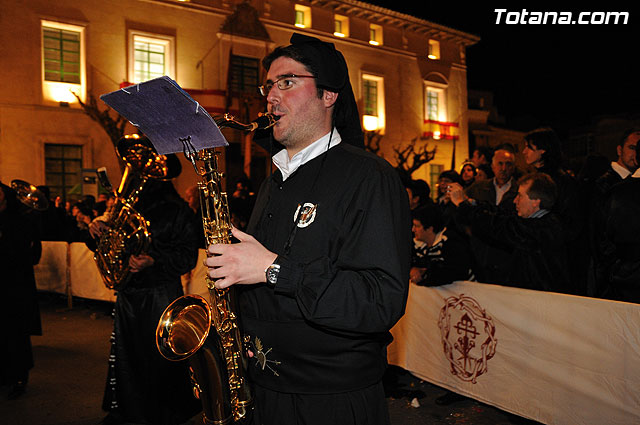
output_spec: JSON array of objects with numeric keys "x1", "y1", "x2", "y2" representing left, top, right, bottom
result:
[{"x1": 258, "y1": 74, "x2": 316, "y2": 97}]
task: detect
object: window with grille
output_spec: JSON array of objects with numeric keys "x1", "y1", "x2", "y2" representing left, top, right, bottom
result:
[
  {"x1": 363, "y1": 79, "x2": 378, "y2": 116},
  {"x1": 45, "y1": 144, "x2": 82, "y2": 201},
  {"x1": 334, "y1": 15, "x2": 349, "y2": 37},
  {"x1": 294, "y1": 4, "x2": 311, "y2": 28},
  {"x1": 134, "y1": 39, "x2": 166, "y2": 82},
  {"x1": 362, "y1": 74, "x2": 385, "y2": 131},
  {"x1": 430, "y1": 164, "x2": 444, "y2": 200},
  {"x1": 369, "y1": 24, "x2": 383, "y2": 46},
  {"x1": 427, "y1": 89, "x2": 439, "y2": 121},
  {"x1": 229, "y1": 55, "x2": 259, "y2": 95},
  {"x1": 128, "y1": 31, "x2": 175, "y2": 83},
  {"x1": 42, "y1": 26, "x2": 81, "y2": 83},
  {"x1": 41, "y1": 20, "x2": 85, "y2": 104}
]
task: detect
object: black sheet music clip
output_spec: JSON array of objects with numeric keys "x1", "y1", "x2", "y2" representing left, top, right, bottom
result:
[{"x1": 99, "y1": 76, "x2": 228, "y2": 155}]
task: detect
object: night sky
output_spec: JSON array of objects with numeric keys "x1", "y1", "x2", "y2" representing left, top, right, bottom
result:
[{"x1": 362, "y1": 2, "x2": 639, "y2": 136}]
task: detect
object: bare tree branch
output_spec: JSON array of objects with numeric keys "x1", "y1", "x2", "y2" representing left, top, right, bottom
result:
[
  {"x1": 364, "y1": 130, "x2": 384, "y2": 158},
  {"x1": 73, "y1": 92, "x2": 128, "y2": 148},
  {"x1": 392, "y1": 137, "x2": 436, "y2": 177}
]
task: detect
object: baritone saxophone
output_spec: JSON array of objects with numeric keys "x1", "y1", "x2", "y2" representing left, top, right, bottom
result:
[{"x1": 156, "y1": 113, "x2": 278, "y2": 424}]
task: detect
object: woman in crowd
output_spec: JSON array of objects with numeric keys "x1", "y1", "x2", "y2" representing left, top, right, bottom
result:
[{"x1": 460, "y1": 161, "x2": 477, "y2": 188}]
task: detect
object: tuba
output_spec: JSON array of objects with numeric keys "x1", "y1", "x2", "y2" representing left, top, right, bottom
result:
[
  {"x1": 94, "y1": 134, "x2": 181, "y2": 290},
  {"x1": 156, "y1": 113, "x2": 278, "y2": 424}
]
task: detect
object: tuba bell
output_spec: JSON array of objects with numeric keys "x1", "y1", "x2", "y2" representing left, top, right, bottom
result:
[
  {"x1": 156, "y1": 113, "x2": 278, "y2": 425},
  {"x1": 11, "y1": 180, "x2": 49, "y2": 211},
  {"x1": 94, "y1": 134, "x2": 181, "y2": 290}
]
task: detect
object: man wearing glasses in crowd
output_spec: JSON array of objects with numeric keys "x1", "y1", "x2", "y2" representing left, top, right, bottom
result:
[{"x1": 204, "y1": 34, "x2": 411, "y2": 425}]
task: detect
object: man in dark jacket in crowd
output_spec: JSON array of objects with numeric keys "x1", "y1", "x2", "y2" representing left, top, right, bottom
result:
[
  {"x1": 589, "y1": 128, "x2": 639, "y2": 296},
  {"x1": 463, "y1": 148, "x2": 518, "y2": 283},
  {"x1": 448, "y1": 173, "x2": 570, "y2": 292},
  {"x1": 594, "y1": 128, "x2": 639, "y2": 195},
  {"x1": 597, "y1": 138, "x2": 640, "y2": 303}
]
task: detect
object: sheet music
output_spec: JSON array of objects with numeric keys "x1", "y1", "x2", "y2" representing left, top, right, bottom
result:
[{"x1": 100, "y1": 76, "x2": 228, "y2": 154}]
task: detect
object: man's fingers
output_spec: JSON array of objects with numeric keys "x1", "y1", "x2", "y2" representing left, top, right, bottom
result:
[
  {"x1": 204, "y1": 254, "x2": 225, "y2": 268},
  {"x1": 231, "y1": 226, "x2": 253, "y2": 242},
  {"x1": 206, "y1": 269, "x2": 232, "y2": 289}
]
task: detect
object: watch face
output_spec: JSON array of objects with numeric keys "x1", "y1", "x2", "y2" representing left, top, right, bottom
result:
[{"x1": 266, "y1": 264, "x2": 280, "y2": 285}]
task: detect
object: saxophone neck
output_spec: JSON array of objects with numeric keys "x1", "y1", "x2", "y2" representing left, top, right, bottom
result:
[{"x1": 214, "y1": 113, "x2": 279, "y2": 132}]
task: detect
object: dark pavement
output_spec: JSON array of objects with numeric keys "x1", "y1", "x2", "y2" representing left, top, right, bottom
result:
[{"x1": 0, "y1": 293, "x2": 539, "y2": 425}]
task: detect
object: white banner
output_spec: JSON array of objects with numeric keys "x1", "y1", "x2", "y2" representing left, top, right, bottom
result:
[
  {"x1": 34, "y1": 241, "x2": 68, "y2": 293},
  {"x1": 69, "y1": 242, "x2": 116, "y2": 302},
  {"x1": 388, "y1": 281, "x2": 640, "y2": 425},
  {"x1": 183, "y1": 249, "x2": 210, "y2": 298}
]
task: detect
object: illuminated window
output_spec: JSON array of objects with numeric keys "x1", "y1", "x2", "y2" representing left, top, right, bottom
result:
[
  {"x1": 41, "y1": 20, "x2": 85, "y2": 104},
  {"x1": 334, "y1": 15, "x2": 349, "y2": 38},
  {"x1": 45, "y1": 144, "x2": 82, "y2": 202},
  {"x1": 425, "y1": 86, "x2": 446, "y2": 122},
  {"x1": 430, "y1": 163, "x2": 444, "y2": 200},
  {"x1": 369, "y1": 24, "x2": 383, "y2": 46},
  {"x1": 428, "y1": 39, "x2": 440, "y2": 60},
  {"x1": 362, "y1": 74, "x2": 385, "y2": 131},
  {"x1": 294, "y1": 4, "x2": 311, "y2": 28},
  {"x1": 364, "y1": 79, "x2": 377, "y2": 116},
  {"x1": 128, "y1": 30, "x2": 175, "y2": 83},
  {"x1": 43, "y1": 27, "x2": 80, "y2": 83}
]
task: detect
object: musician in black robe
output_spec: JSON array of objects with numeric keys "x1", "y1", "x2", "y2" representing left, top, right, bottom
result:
[
  {"x1": 95, "y1": 178, "x2": 201, "y2": 425},
  {"x1": 0, "y1": 181, "x2": 42, "y2": 400}
]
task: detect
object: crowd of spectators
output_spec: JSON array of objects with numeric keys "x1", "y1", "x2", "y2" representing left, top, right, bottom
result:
[
  {"x1": 35, "y1": 173, "x2": 256, "y2": 246},
  {"x1": 33, "y1": 191, "x2": 114, "y2": 243},
  {"x1": 405, "y1": 126, "x2": 640, "y2": 304}
]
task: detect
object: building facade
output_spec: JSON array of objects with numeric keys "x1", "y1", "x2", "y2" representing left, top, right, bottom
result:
[{"x1": 0, "y1": 0, "x2": 478, "y2": 199}]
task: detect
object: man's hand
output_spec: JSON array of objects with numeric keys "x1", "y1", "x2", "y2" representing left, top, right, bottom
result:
[
  {"x1": 445, "y1": 183, "x2": 467, "y2": 206},
  {"x1": 89, "y1": 220, "x2": 109, "y2": 239},
  {"x1": 205, "y1": 227, "x2": 277, "y2": 289},
  {"x1": 129, "y1": 254, "x2": 154, "y2": 273},
  {"x1": 410, "y1": 267, "x2": 426, "y2": 284}
]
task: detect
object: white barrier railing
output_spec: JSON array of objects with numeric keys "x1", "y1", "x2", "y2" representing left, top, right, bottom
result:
[
  {"x1": 34, "y1": 242, "x2": 211, "y2": 303},
  {"x1": 388, "y1": 281, "x2": 640, "y2": 425}
]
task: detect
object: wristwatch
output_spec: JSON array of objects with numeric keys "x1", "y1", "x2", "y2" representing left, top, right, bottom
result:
[{"x1": 265, "y1": 263, "x2": 281, "y2": 287}]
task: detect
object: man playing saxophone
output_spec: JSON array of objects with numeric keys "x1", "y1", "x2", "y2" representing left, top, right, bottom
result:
[
  {"x1": 204, "y1": 34, "x2": 411, "y2": 425},
  {"x1": 89, "y1": 156, "x2": 201, "y2": 425}
]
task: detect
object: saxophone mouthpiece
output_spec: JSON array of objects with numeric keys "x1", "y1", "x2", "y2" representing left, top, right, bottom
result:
[{"x1": 252, "y1": 113, "x2": 280, "y2": 131}]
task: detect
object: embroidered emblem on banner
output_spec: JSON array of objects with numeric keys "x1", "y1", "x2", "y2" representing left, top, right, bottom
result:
[
  {"x1": 438, "y1": 294, "x2": 497, "y2": 383},
  {"x1": 252, "y1": 337, "x2": 281, "y2": 377},
  {"x1": 293, "y1": 203, "x2": 318, "y2": 228}
]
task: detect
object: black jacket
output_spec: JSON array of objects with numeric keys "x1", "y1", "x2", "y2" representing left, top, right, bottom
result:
[
  {"x1": 242, "y1": 143, "x2": 411, "y2": 394},
  {"x1": 457, "y1": 201, "x2": 571, "y2": 293},
  {"x1": 462, "y1": 178, "x2": 518, "y2": 283},
  {"x1": 412, "y1": 226, "x2": 475, "y2": 286},
  {"x1": 599, "y1": 176, "x2": 640, "y2": 303}
]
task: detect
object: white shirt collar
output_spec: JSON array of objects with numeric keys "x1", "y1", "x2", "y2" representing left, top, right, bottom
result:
[
  {"x1": 272, "y1": 129, "x2": 342, "y2": 181},
  {"x1": 611, "y1": 161, "x2": 632, "y2": 179},
  {"x1": 493, "y1": 177, "x2": 512, "y2": 205},
  {"x1": 431, "y1": 227, "x2": 447, "y2": 247},
  {"x1": 632, "y1": 168, "x2": 640, "y2": 178},
  {"x1": 528, "y1": 208, "x2": 550, "y2": 219}
]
